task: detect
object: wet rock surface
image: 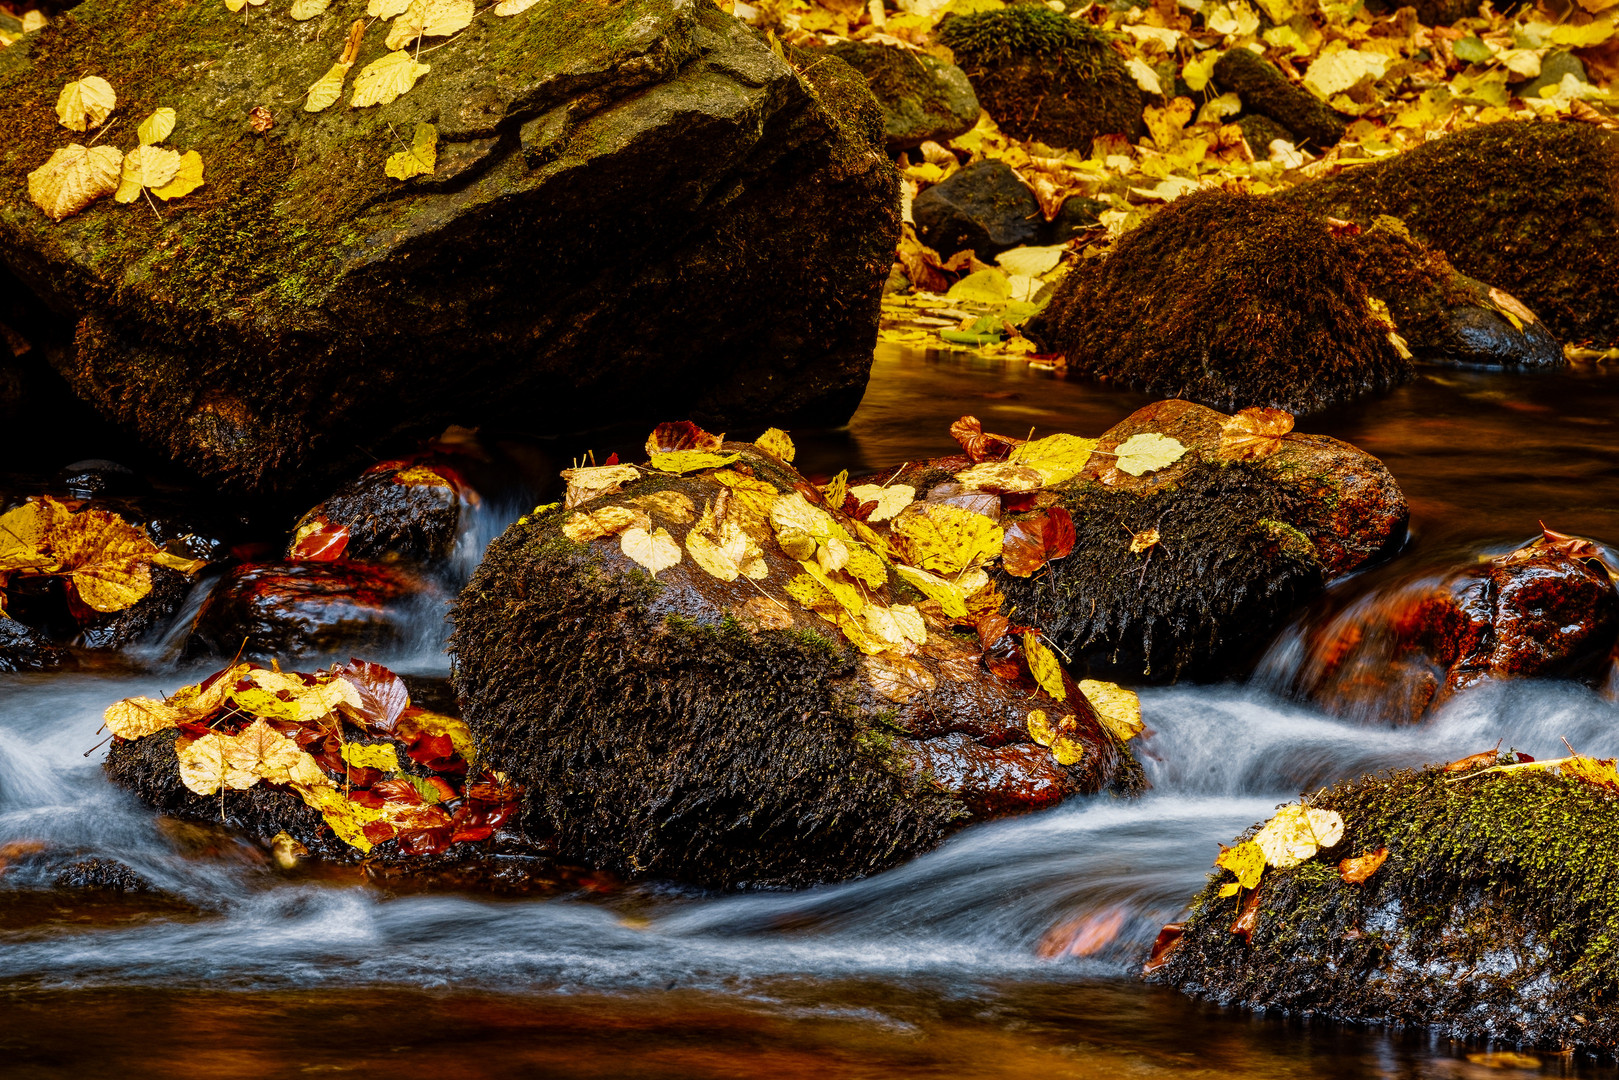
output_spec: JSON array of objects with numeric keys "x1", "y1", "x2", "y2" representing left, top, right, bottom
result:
[
  {"x1": 816, "y1": 40, "x2": 980, "y2": 152},
  {"x1": 912, "y1": 159, "x2": 1044, "y2": 258},
  {"x1": 1280, "y1": 121, "x2": 1619, "y2": 346},
  {"x1": 938, "y1": 6, "x2": 1144, "y2": 151},
  {"x1": 0, "y1": 1, "x2": 899, "y2": 494},
  {"x1": 1154, "y1": 762, "x2": 1619, "y2": 1053},
  {"x1": 1212, "y1": 48, "x2": 1346, "y2": 150}
]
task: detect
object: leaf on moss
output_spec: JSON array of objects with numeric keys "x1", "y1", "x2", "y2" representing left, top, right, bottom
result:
[
  {"x1": 27, "y1": 144, "x2": 122, "y2": 221},
  {"x1": 1338, "y1": 846, "x2": 1388, "y2": 884},
  {"x1": 351, "y1": 50, "x2": 431, "y2": 108},
  {"x1": 151, "y1": 149, "x2": 204, "y2": 201},
  {"x1": 368, "y1": 0, "x2": 411, "y2": 14},
  {"x1": 114, "y1": 145, "x2": 181, "y2": 204},
  {"x1": 847, "y1": 483, "x2": 914, "y2": 522},
  {"x1": 137, "y1": 107, "x2": 176, "y2": 146},
  {"x1": 1253, "y1": 804, "x2": 1344, "y2": 869},
  {"x1": 1218, "y1": 407, "x2": 1294, "y2": 461},
  {"x1": 1078, "y1": 679, "x2": 1143, "y2": 741},
  {"x1": 394, "y1": 707, "x2": 478, "y2": 764},
  {"x1": 1128, "y1": 527, "x2": 1161, "y2": 554},
  {"x1": 178, "y1": 732, "x2": 258, "y2": 795},
  {"x1": 561, "y1": 463, "x2": 640, "y2": 509},
  {"x1": 386, "y1": 122, "x2": 437, "y2": 180},
  {"x1": 621, "y1": 526, "x2": 681, "y2": 576},
  {"x1": 755, "y1": 427, "x2": 795, "y2": 462},
  {"x1": 1023, "y1": 631, "x2": 1066, "y2": 701},
  {"x1": 291, "y1": 0, "x2": 333, "y2": 18},
  {"x1": 1215, "y1": 838, "x2": 1265, "y2": 889},
  {"x1": 386, "y1": 0, "x2": 474, "y2": 49},
  {"x1": 1001, "y1": 506, "x2": 1076, "y2": 578},
  {"x1": 1113, "y1": 433, "x2": 1189, "y2": 476},
  {"x1": 306, "y1": 63, "x2": 350, "y2": 112},
  {"x1": 494, "y1": 0, "x2": 541, "y2": 12},
  {"x1": 227, "y1": 719, "x2": 323, "y2": 786},
  {"x1": 55, "y1": 76, "x2": 115, "y2": 131}
]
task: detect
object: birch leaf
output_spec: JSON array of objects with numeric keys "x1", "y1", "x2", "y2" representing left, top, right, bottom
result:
[
  {"x1": 847, "y1": 483, "x2": 914, "y2": 522},
  {"x1": 1253, "y1": 804, "x2": 1345, "y2": 869},
  {"x1": 1024, "y1": 631, "x2": 1066, "y2": 701},
  {"x1": 621, "y1": 526, "x2": 681, "y2": 576},
  {"x1": 561, "y1": 505, "x2": 649, "y2": 543},
  {"x1": 1215, "y1": 839, "x2": 1265, "y2": 889},
  {"x1": 55, "y1": 76, "x2": 116, "y2": 131},
  {"x1": 890, "y1": 502, "x2": 1004, "y2": 575},
  {"x1": 1077, "y1": 680, "x2": 1143, "y2": 741},
  {"x1": 386, "y1": 0, "x2": 474, "y2": 49},
  {"x1": 290, "y1": 0, "x2": 333, "y2": 18},
  {"x1": 649, "y1": 450, "x2": 740, "y2": 474},
  {"x1": 351, "y1": 51, "x2": 431, "y2": 108},
  {"x1": 686, "y1": 498, "x2": 768, "y2": 582},
  {"x1": 114, "y1": 145, "x2": 181, "y2": 204},
  {"x1": 137, "y1": 107, "x2": 176, "y2": 145},
  {"x1": 1006, "y1": 433, "x2": 1098, "y2": 486},
  {"x1": 1113, "y1": 433, "x2": 1189, "y2": 476},
  {"x1": 385, "y1": 122, "x2": 438, "y2": 180},
  {"x1": 27, "y1": 144, "x2": 122, "y2": 221}
]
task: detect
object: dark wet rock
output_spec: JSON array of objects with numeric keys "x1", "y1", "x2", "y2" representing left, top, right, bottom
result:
[
  {"x1": 913, "y1": 160, "x2": 1043, "y2": 259},
  {"x1": 189, "y1": 562, "x2": 429, "y2": 661},
  {"x1": 0, "y1": 1, "x2": 899, "y2": 495},
  {"x1": 1280, "y1": 121, "x2": 1619, "y2": 345},
  {"x1": 52, "y1": 857, "x2": 155, "y2": 894},
  {"x1": 74, "y1": 565, "x2": 195, "y2": 652},
  {"x1": 1235, "y1": 113, "x2": 1295, "y2": 156},
  {"x1": 452, "y1": 441, "x2": 1138, "y2": 890},
  {"x1": 289, "y1": 461, "x2": 467, "y2": 569},
  {"x1": 816, "y1": 40, "x2": 980, "y2": 152},
  {"x1": 54, "y1": 459, "x2": 147, "y2": 500},
  {"x1": 1154, "y1": 762, "x2": 1619, "y2": 1053},
  {"x1": 1212, "y1": 48, "x2": 1346, "y2": 149},
  {"x1": 938, "y1": 5, "x2": 1144, "y2": 150},
  {"x1": 1281, "y1": 537, "x2": 1619, "y2": 723},
  {"x1": 1523, "y1": 49, "x2": 1588, "y2": 99},
  {"x1": 981, "y1": 400, "x2": 1405, "y2": 681},
  {"x1": 0, "y1": 613, "x2": 67, "y2": 671},
  {"x1": 1050, "y1": 195, "x2": 1108, "y2": 243}
]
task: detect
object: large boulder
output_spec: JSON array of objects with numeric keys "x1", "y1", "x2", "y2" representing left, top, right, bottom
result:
[
  {"x1": 1280, "y1": 121, "x2": 1619, "y2": 346},
  {"x1": 1028, "y1": 189, "x2": 1561, "y2": 414},
  {"x1": 0, "y1": 0, "x2": 900, "y2": 494},
  {"x1": 938, "y1": 6, "x2": 1144, "y2": 151},
  {"x1": 1153, "y1": 759, "x2": 1619, "y2": 1053},
  {"x1": 816, "y1": 40, "x2": 980, "y2": 153},
  {"x1": 452, "y1": 428, "x2": 1141, "y2": 890}
]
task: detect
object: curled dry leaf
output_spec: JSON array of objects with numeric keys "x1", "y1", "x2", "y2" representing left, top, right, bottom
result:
[
  {"x1": 755, "y1": 428, "x2": 795, "y2": 462},
  {"x1": 114, "y1": 145, "x2": 181, "y2": 204},
  {"x1": 847, "y1": 483, "x2": 914, "y2": 522},
  {"x1": 621, "y1": 526, "x2": 681, "y2": 577},
  {"x1": 562, "y1": 463, "x2": 640, "y2": 508},
  {"x1": 1218, "y1": 407, "x2": 1295, "y2": 461},
  {"x1": 1077, "y1": 679, "x2": 1143, "y2": 741},
  {"x1": 248, "y1": 106, "x2": 275, "y2": 133},
  {"x1": 55, "y1": 76, "x2": 116, "y2": 131},
  {"x1": 351, "y1": 50, "x2": 431, "y2": 108},
  {"x1": 386, "y1": 122, "x2": 438, "y2": 180},
  {"x1": 1253, "y1": 804, "x2": 1345, "y2": 869},
  {"x1": 137, "y1": 107, "x2": 176, "y2": 146},
  {"x1": 1339, "y1": 847, "x2": 1389, "y2": 884},
  {"x1": 1128, "y1": 527, "x2": 1161, "y2": 554},
  {"x1": 1113, "y1": 433, "x2": 1190, "y2": 476},
  {"x1": 950, "y1": 416, "x2": 1024, "y2": 463},
  {"x1": 646, "y1": 420, "x2": 723, "y2": 456},
  {"x1": 1142, "y1": 923, "x2": 1185, "y2": 975},
  {"x1": 864, "y1": 651, "x2": 936, "y2": 702},
  {"x1": 27, "y1": 144, "x2": 122, "y2": 221},
  {"x1": 1230, "y1": 887, "x2": 1263, "y2": 943}
]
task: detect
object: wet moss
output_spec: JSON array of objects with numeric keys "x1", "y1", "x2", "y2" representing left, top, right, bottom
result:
[
  {"x1": 1157, "y1": 763, "x2": 1619, "y2": 1051},
  {"x1": 1030, "y1": 189, "x2": 1407, "y2": 414}
]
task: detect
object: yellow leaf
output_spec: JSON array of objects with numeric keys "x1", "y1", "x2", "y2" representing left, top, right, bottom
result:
[
  {"x1": 953, "y1": 462, "x2": 1044, "y2": 494},
  {"x1": 292, "y1": 782, "x2": 382, "y2": 852},
  {"x1": 1551, "y1": 17, "x2": 1615, "y2": 46},
  {"x1": 49, "y1": 508, "x2": 160, "y2": 612},
  {"x1": 104, "y1": 697, "x2": 184, "y2": 739},
  {"x1": 1006, "y1": 433, "x2": 1097, "y2": 486},
  {"x1": 1024, "y1": 632, "x2": 1066, "y2": 701},
  {"x1": 55, "y1": 76, "x2": 115, "y2": 131},
  {"x1": 561, "y1": 505, "x2": 649, "y2": 543},
  {"x1": 1253, "y1": 804, "x2": 1344, "y2": 869},
  {"x1": 842, "y1": 544, "x2": 888, "y2": 589},
  {"x1": 1218, "y1": 882, "x2": 1240, "y2": 897},
  {"x1": 114, "y1": 145, "x2": 181, "y2": 204},
  {"x1": 894, "y1": 563, "x2": 969, "y2": 619},
  {"x1": 137, "y1": 107, "x2": 176, "y2": 145},
  {"x1": 21, "y1": 10, "x2": 47, "y2": 31},
  {"x1": 1027, "y1": 708, "x2": 1055, "y2": 746},
  {"x1": 227, "y1": 719, "x2": 315, "y2": 784},
  {"x1": 369, "y1": 0, "x2": 411, "y2": 14},
  {"x1": 798, "y1": 561, "x2": 865, "y2": 619},
  {"x1": 385, "y1": 122, "x2": 437, "y2": 180},
  {"x1": 351, "y1": 50, "x2": 431, "y2": 108},
  {"x1": 0, "y1": 498, "x2": 66, "y2": 572},
  {"x1": 847, "y1": 483, "x2": 915, "y2": 523},
  {"x1": 1182, "y1": 50, "x2": 1220, "y2": 92},
  {"x1": 685, "y1": 497, "x2": 768, "y2": 582},
  {"x1": 1215, "y1": 838, "x2": 1265, "y2": 889},
  {"x1": 1303, "y1": 49, "x2": 1389, "y2": 99},
  {"x1": 1051, "y1": 729, "x2": 1085, "y2": 766},
  {"x1": 621, "y1": 526, "x2": 681, "y2": 576},
  {"x1": 862, "y1": 603, "x2": 927, "y2": 649},
  {"x1": 27, "y1": 144, "x2": 122, "y2": 222},
  {"x1": 340, "y1": 741, "x2": 401, "y2": 772},
  {"x1": 178, "y1": 732, "x2": 258, "y2": 795},
  {"x1": 648, "y1": 450, "x2": 740, "y2": 474},
  {"x1": 709, "y1": 471, "x2": 778, "y2": 529},
  {"x1": 1128, "y1": 528, "x2": 1160, "y2": 554},
  {"x1": 394, "y1": 708, "x2": 478, "y2": 764},
  {"x1": 1113, "y1": 433, "x2": 1189, "y2": 476},
  {"x1": 305, "y1": 63, "x2": 350, "y2": 113},
  {"x1": 494, "y1": 0, "x2": 541, "y2": 11},
  {"x1": 755, "y1": 428, "x2": 795, "y2": 462},
  {"x1": 1078, "y1": 679, "x2": 1143, "y2": 741},
  {"x1": 271, "y1": 830, "x2": 308, "y2": 869},
  {"x1": 864, "y1": 651, "x2": 936, "y2": 702},
  {"x1": 228, "y1": 669, "x2": 362, "y2": 724},
  {"x1": 1218, "y1": 407, "x2": 1294, "y2": 461},
  {"x1": 386, "y1": 0, "x2": 474, "y2": 49},
  {"x1": 291, "y1": 0, "x2": 333, "y2": 18},
  {"x1": 150, "y1": 151, "x2": 204, "y2": 201},
  {"x1": 822, "y1": 469, "x2": 849, "y2": 509},
  {"x1": 890, "y1": 502, "x2": 1004, "y2": 575},
  {"x1": 628, "y1": 490, "x2": 697, "y2": 525},
  {"x1": 1126, "y1": 57, "x2": 1162, "y2": 95},
  {"x1": 561, "y1": 463, "x2": 640, "y2": 508}
]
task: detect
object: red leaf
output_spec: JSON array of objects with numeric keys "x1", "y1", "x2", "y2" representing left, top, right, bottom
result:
[
  {"x1": 646, "y1": 421, "x2": 722, "y2": 454},
  {"x1": 603, "y1": 452, "x2": 619, "y2": 466},
  {"x1": 407, "y1": 733, "x2": 455, "y2": 767},
  {"x1": 1001, "y1": 508, "x2": 1077, "y2": 577},
  {"x1": 363, "y1": 820, "x2": 398, "y2": 844},
  {"x1": 1231, "y1": 888, "x2": 1263, "y2": 943},
  {"x1": 348, "y1": 788, "x2": 388, "y2": 809},
  {"x1": 1045, "y1": 506, "x2": 1076, "y2": 560},
  {"x1": 338, "y1": 659, "x2": 410, "y2": 734},
  {"x1": 1142, "y1": 923, "x2": 1185, "y2": 974},
  {"x1": 289, "y1": 516, "x2": 350, "y2": 561},
  {"x1": 451, "y1": 825, "x2": 494, "y2": 844},
  {"x1": 370, "y1": 778, "x2": 425, "y2": 805},
  {"x1": 396, "y1": 827, "x2": 452, "y2": 856}
]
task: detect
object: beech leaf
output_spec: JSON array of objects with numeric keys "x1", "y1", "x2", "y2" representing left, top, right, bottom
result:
[
  {"x1": 561, "y1": 463, "x2": 640, "y2": 508},
  {"x1": 1216, "y1": 839, "x2": 1266, "y2": 890},
  {"x1": 27, "y1": 144, "x2": 122, "y2": 221}
]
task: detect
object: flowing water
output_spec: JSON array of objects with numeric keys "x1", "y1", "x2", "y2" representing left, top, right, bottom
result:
[{"x1": 5, "y1": 345, "x2": 1619, "y2": 1078}]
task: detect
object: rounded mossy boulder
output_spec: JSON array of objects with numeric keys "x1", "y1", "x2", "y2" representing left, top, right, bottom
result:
[
  {"x1": 451, "y1": 436, "x2": 1138, "y2": 890},
  {"x1": 1154, "y1": 761, "x2": 1619, "y2": 1052},
  {"x1": 815, "y1": 40, "x2": 981, "y2": 152},
  {"x1": 1280, "y1": 121, "x2": 1619, "y2": 346},
  {"x1": 938, "y1": 6, "x2": 1144, "y2": 150}
]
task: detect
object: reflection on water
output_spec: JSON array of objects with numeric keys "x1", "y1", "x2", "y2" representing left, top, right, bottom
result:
[{"x1": 7, "y1": 346, "x2": 1619, "y2": 1076}]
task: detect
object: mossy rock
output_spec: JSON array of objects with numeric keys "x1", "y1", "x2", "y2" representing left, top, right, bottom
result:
[
  {"x1": 816, "y1": 40, "x2": 980, "y2": 152},
  {"x1": 0, "y1": 1, "x2": 899, "y2": 494},
  {"x1": 1213, "y1": 47, "x2": 1346, "y2": 150},
  {"x1": 939, "y1": 6, "x2": 1144, "y2": 150},
  {"x1": 1155, "y1": 762, "x2": 1619, "y2": 1052},
  {"x1": 1029, "y1": 189, "x2": 1561, "y2": 414},
  {"x1": 1280, "y1": 121, "x2": 1619, "y2": 346},
  {"x1": 451, "y1": 441, "x2": 1138, "y2": 890}
]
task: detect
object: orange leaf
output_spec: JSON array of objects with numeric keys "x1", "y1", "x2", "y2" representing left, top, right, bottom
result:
[{"x1": 1338, "y1": 847, "x2": 1389, "y2": 884}]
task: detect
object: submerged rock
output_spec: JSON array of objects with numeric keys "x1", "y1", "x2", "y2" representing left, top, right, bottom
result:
[
  {"x1": 912, "y1": 159, "x2": 1044, "y2": 258},
  {"x1": 1280, "y1": 121, "x2": 1619, "y2": 345},
  {"x1": 1154, "y1": 760, "x2": 1619, "y2": 1053},
  {"x1": 453, "y1": 431, "x2": 1140, "y2": 890},
  {"x1": 0, "y1": 0, "x2": 899, "y2": 494},
  {"x1": 938, "y1": 6, "x2": 1144, "y2": 150},
  {"x1": 1029, "y1": 190, "x2": 1562, "y2": 414},
  {"x1": 816, "y1": 40, "x2": 980, "y2": 153},
  {"x1": 1212, "y1": 48, "x2": 1346, "y2": 150}
]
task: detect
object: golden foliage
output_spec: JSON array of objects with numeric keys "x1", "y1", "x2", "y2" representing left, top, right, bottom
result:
[{"x1": 27, "y1": 144, "x2": 122, "y2": 221}]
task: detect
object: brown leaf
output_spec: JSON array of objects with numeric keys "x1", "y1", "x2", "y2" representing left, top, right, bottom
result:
[
  {"x1": 1142, "y1": 922, "x2": 1185, "y2": 975},
  {"x1": 864, "y1": 651, "x2": 936, "y2": 702},
  {"x1": 1000, "y1": 507, "x2": 1077, "y2": 578},
  {"x1": 1230, "y1": 887, "x2": 1263, "y2": 943},
  {"x1": 1128, "y1": 527, "x2": 1161, "y2": 554},
  {"x1": 949, "y1": 416, "x2": 1024, "y2": 464},
  {"x1": 248, "y1": 106, "x2": 274, "y2": 132},
  {"x1": 1338, "y1": 847, "x2": 1389, "y2": 884},
  {"x1": 1218, "y1": 407, "x2": 1295, "y2": 461},
  {"x1": 338, "y1": 658, "x2": 411, "y2": 734},
  {"x1": 645, "y1": 421, "x2": 723, "y2": 457},
  {"x1": 1443, "y1": 748, "x2": 1504, "y2": 773}
]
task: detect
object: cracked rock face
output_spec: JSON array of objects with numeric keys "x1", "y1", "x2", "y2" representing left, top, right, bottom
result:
[{"x1": 0, "y1": 0, "x2": 899, "y2": 494}]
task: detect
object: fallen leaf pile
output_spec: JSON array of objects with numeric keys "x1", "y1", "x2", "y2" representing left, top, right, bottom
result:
[
  {"x1": 0, "y1": 495, "x2": 207, "y2": 615},
  {"x1": 730, "y1": 0, "x2": 1618, "y2": 357},
  {"x1": 104, "y1": 657, "x2": 519, "y2": 856}
]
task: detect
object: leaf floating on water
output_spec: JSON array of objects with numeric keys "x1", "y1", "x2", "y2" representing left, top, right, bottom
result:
[
  {"x1": 648, "y1": 450, "x2": 740, "y2": 474},
  {"x1": 114, "y1": 145, "x2": 181, "y2": 204},
  {"x1": 864, "y1": 651, "x2": 936, "y2": 702},
  {"x1": 27, "y1": 144, "x2": 122, "y2": 221},
  {"x1": 847, "y1": 483, "x2": 914, "y2": 523},
  {"x1": 386, "y1": 122, "x2": 438, "y2": 180},
  {"x1": 351, "y1": 50, "x2": 431, "y2": 108},
  {"x1": 1113, "y1": 433, "x2": 1189, "y2": 476},
  {"x1": 1215, "y1": 838, "x2": 1265, "y2": 890},
  {"x1": 1218, "y1": 407, "x2": 1295, "y2": 461},
  {"x1": 386, "y1": 0, "x2": 475, "y2": 49},
  {"x1": 1023, "y1": 631, "x2": 1066, "y2": 701},
  {"x1": 290, "y1": 0, "x2": 333, "y2": 18},
  {"x1": 621, "y1": 526, "x2": 681, "y2": 577},
  {"x1": 561, "y1": 463, "x2": 640, "y2": 509},
  {"x1": 1339, "y1": 847, "x2": 1389, "y2": 884},
  {"x1": 1253, "y1": 804, "x2": 1344, "y2": 869},
  {"x1": 755, "y1": 427, "x2": 795, "y2": 462},
  {"x1": 1078, "y1": 679, "x2": 1143, "y2": 741},
  {"x1": 137, "y1": 107, "x2": 176, "y2": 145},
  {"x1": 55, "y1": 76, "x2": 115, "y2": 131}
]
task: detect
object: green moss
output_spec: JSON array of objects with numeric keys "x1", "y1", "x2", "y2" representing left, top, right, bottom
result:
[
  {"x1": 939, "y1": 6, "x2": 1111, "y2": 77},
  {"x1": 1159, "y1": 763, "x2": 1619, "y2": 1051}
]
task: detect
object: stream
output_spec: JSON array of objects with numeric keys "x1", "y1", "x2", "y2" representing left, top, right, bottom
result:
[{"x1": 4, "y1": 344, "x2": 1619, "y2": 1078}]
